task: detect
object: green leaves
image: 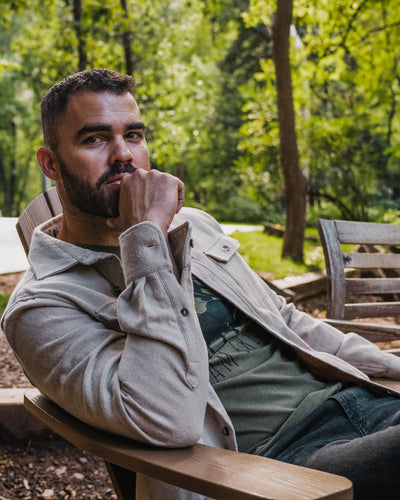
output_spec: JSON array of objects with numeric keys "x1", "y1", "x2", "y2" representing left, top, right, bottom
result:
[{"x1": 1, "y1": 0, "x2": 400, "y2": 225}]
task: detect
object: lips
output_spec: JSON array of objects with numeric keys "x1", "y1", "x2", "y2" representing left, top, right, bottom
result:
[
  {"x1": 105, "y1": 172, "x2": 130, "y2": 186},
  {"x1": 97, "y1": 165, "x2": 137, "y2": 190}
]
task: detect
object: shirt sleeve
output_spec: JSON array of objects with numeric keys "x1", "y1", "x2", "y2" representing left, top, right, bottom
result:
[
  {"x1": 272, "y1": 290, "x2": 400, "y2": 380},
  {"x1": 2, "y1": 221, "x2": 210, "y2": 447}
]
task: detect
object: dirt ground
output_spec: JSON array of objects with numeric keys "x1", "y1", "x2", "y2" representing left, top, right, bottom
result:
[
  {"x1": 0, "y1": 431, "x2": 116, "y2": 500},
  {"x1": 0, "y1": 271, "x2": 399, "y2": 499}
]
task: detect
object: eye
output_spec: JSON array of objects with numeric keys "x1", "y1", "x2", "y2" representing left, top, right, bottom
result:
[
  {"x1": 82, "y1": 136, "x2": 102, "y2": 145},
  {"x1": 126, "y1": 131, "x2": 144, "y2": 141}
]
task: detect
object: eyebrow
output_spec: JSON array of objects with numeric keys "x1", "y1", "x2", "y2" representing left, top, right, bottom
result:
[{"x1": 76, "y1": 122, "x2": 145, "y2": 139}]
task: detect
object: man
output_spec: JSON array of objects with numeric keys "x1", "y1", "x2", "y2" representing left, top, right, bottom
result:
[{"x1": 2, "y1": 68, "x2": 400, "y2": 500}]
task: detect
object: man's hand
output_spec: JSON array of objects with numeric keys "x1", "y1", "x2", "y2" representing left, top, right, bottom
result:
[{"x1": 106, "y1": 169, "x2": 185, "y2": 236}]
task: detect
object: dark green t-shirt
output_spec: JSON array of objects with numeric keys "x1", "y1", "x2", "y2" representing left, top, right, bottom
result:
[
  {"x1": 193, "y1": 276, "x2": 341, "y2": 455},
  {"x1": 78, "y1": 243, "x2": 121, "y2": 258}
]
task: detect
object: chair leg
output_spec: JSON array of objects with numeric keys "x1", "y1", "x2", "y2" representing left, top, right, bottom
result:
[{"x1": 105, "y1": 461, "x2": 136, "y2": 500}]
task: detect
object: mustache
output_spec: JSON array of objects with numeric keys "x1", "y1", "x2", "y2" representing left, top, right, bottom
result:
[{"x1": 96, "y1": 164, "x2": 137, "y2": 189}]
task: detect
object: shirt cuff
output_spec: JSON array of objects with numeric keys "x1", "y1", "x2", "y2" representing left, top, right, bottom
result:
[{"x1": 119, "y1": 222, "x2": 172, "y2": 284}]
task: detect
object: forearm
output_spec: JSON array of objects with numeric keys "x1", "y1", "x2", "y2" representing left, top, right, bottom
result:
[
  {"x1": 3, "y1": 222, "x2": 209, "y2": 446},
  {"x1": 274, "y1": 290, "x2": 400, "y2": 379}
]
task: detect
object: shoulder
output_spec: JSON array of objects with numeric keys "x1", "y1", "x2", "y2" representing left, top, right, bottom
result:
[{"x1": 173, "y1": 207, "x2": 224, "y2": 235}]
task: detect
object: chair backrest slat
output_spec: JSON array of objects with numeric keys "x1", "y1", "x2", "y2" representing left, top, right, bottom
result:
[
  {"x1": 343, "y1": 252, "x2": 400, "y2": 269},
  {"x1": 345, "y1": 302, "x2": 400, "y2": 320},
  {"x1": 346, "y1": 277, "x2": 400, "y2": 295},
  {"x1": 16, "y1": 187, "x2": 62, "y2": 256},
  {"x1": 335, "y1": 219, "x2": 400, "y2": 245},
  {"x1": 317, "y1": 218, "x2": 400, "y2": 321}
]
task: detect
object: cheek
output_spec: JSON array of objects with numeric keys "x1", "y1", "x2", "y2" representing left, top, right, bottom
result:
[
  {"x1": 137, "y1": 145, "x2": 150, "y2": 168},
  {"x1": 75, "y1": 152, "x2": 107, "y2": 178}
]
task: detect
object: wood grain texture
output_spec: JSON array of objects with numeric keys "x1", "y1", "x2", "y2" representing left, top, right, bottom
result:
[
  {"x1": 25, "y1": 393, "x2": 353, "y2": 500},
  {"x1": 16, "y1": 187, "x2": 62, "y2": 255},
  {"x1": 335, "y1": 220, "x2": 400, "y2": 245}
]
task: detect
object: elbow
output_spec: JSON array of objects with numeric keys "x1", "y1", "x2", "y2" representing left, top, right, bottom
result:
[
  {"x1": 119, "y1": 391, "x2": 206, "y2": 448},
  {"x1": 130, "y1": 409, "x2": 204, "y2": 448},
  {"x1": 159, "y1": 429, "x2": 202, "y2": 448},
  {"x1": 164, "y1": 415, "x2": 204, "y2": 447}
]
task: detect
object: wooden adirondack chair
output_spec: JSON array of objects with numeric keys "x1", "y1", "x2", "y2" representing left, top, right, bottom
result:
[
  {"x1": 15, "y1": 189, "x2": 358, "y2": 499},
  {"x1": 317, "y1": 218, "x2": 400, "y2": 346}
]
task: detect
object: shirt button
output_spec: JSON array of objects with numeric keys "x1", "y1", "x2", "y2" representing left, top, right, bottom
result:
[
  {"x1": 223, "y1": 426, "x2": 230, "y2": 436},
  {"x1": 190, "y1": 239, "x2": 194, "y2": 248},
  {"x1": 222, "y1": 245, "x2": 230, "y2": 252},
  {"x1": 180, "y1": 308, "x2": 189, "y2": 317}
]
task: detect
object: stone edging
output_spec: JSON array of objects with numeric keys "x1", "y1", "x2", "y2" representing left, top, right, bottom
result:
[{"x1": 0, "y1": 387, "x2": 46, "y2": 438}]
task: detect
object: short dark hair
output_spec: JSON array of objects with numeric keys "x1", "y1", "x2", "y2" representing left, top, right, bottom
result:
[{"x1": 41, "y1": 68, "x2": 135, "y2": 150}]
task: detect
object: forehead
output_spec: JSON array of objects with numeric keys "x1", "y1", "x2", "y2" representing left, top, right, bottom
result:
[{"x1": 62, "y1": 91, "x2": 141, "y2": 132}]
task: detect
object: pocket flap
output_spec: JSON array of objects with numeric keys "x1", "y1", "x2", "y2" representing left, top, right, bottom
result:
[{"x1": 204, "y1": 234, "x2": 241, "y2": 263}]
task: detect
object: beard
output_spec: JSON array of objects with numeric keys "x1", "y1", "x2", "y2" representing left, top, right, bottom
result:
[{"x1": 57, "y1": 157, "x2": 137, "y2": 218}]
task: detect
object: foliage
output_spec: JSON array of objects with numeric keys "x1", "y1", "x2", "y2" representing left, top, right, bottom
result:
[
  {"x1": 240, "y1": 0, "x2": 400, "y2": 222},
  {"x1": 0, "y1": 293, "x2": 10, "y2": 316},
  {"x1": 1, "y1": 0, "x2": 400, "y2": 231}
]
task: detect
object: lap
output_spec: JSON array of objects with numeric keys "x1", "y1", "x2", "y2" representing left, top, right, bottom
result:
[{"x1": 265, "y1": 386, "x2": 400, "y2": 500}]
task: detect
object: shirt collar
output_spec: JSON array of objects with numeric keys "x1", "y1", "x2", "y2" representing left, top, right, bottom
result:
[
  {"x1": 28, "y1": 213, "x2": 192, "y2": 281},
  {"x1": 28, "y1": 215, "x2": 119, "y2": 280}
]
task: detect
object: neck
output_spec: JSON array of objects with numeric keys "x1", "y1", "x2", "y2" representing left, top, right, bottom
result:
[{"x1": 58, "y1": 208, "x2": 121, "y2": 247}]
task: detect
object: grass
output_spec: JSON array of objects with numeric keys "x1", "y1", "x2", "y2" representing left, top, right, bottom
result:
[
  {"x1": 0, "y1": 293, "x2": 10, "y2": 316},
  {"x1": 231, "y1": 229, "x2": 326, "y2": 280}
]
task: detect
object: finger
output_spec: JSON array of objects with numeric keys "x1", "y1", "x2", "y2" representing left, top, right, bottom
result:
[
  {"x1": 176, "y1": 179, "x2": 185, "y2": 213},
  {"x1": 106, "y1": 217, "x2": 119, "y2": 229}
]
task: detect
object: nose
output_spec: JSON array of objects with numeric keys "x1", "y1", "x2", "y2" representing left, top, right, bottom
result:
[{"x1": 109, "y1": 137, "x2": 133, "y2": 165}]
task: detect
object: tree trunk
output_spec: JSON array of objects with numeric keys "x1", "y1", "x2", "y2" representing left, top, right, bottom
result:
[
  {"x1": 271, "y1": 0, "x2": 306, "y2": 261},
  {"x1": 73, "y1": 0, "x2": 88, "y2": 72},
  {"x1": 0, "y1": 152, "x2": 12, "y2": 216},
  {"x1": 120, "y1": 0, "x2": 134, "y2": 75}
]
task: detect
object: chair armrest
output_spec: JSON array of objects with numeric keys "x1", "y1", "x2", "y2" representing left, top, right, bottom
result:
[
  {"x1": 323, "y1": 318, "x2": 400, "y2": 343},
  {"x1": 372, "y1": 379, "x2": 400, "y2": 391},
  {"x1": 24, "y1": 391, "x2": 352, "y2": 499}
]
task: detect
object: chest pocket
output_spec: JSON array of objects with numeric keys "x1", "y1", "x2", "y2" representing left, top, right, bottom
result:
[{"x1": 204, "y1": 234, "x2": 241, "y2": 263}]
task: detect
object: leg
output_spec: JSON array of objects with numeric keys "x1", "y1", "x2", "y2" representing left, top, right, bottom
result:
[
  {"x1": 267, "y1": 386, "x2": 400, "y2": 500},
  {"x1": 304, "y1": 425, "x2": 400, "y2": 500}
]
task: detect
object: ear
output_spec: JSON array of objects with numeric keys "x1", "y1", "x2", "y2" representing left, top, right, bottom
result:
[{"x1": 37, "y1": 146, "x2": 62, "y2": 182}]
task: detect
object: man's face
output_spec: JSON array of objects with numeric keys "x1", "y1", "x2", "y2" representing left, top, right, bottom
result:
[{"x1": 54, "y1": 91, "x2": 150, "y2": 217}]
